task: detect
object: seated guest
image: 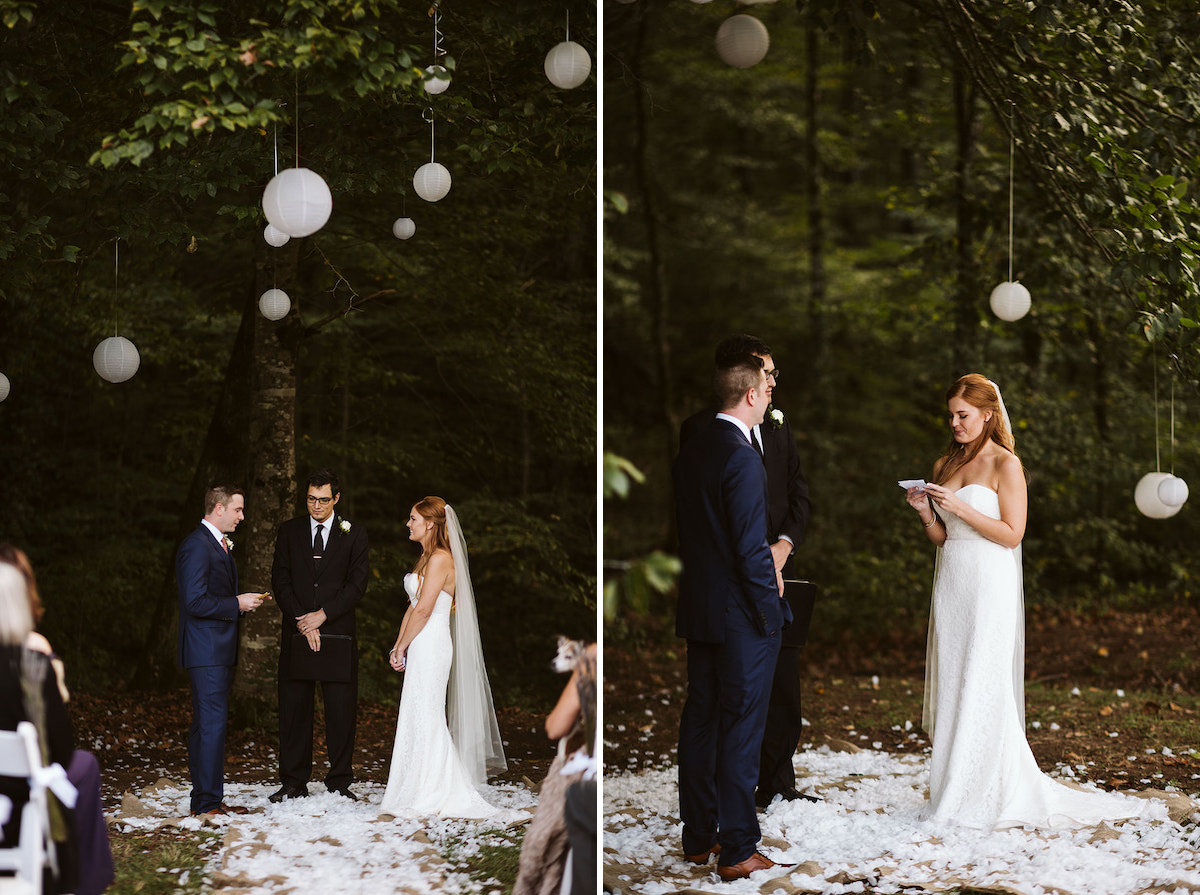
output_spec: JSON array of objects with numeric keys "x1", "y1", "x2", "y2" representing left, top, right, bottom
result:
[{"x1": 0, "y1": 546, "x2": 114, "y2": 895}]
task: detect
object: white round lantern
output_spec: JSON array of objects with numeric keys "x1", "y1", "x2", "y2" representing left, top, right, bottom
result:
[
  {"x1": 93, "y1": 336, "x2": 140, "y2": 383},
  {"x1": 1134, "y1": 471, "x2": 1184, "y2": 519},
  {"x1": 262, "y1": 167, "x2": 333, "y2": 238},
  {"x1": 258, "y1": 288, "x2": 291, "y2": 321},
  {"x1": 1158, "y1": 474, "x2": 1190, "y2": 508},
  {"x1": 690, "y1": 0, "x2": 714, "y2": 3},
  {"x1": 716, "y1": 15, "x2": 770, "y2": 68},
  {"x1": 263, "y1": 224, "x2": 290, "y2": 247},
  {"x1": 423, "y1": 65, "x2": 451, "y2": 95},
  {"x1": 413, "y1": 162, "x2": 452, "y2": 203},
  {"x1": 392, "y1": 217, "x2": 416, "y2": 240},
  {"x1": 989, "y1": 281, "x2": 1032, "y2": 322},
  {"x1": 544, "y1": 41, "x2": 591, "y2": 89},
  {"x1": 0, "y1": 372, "x2": 9, "y2": 402}
]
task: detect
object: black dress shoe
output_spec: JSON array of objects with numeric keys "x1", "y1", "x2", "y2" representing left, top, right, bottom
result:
[
  {"x1": 330, "y1": 787, "x2": 358, "y2": 801},
  {"x1": 756, "y1": 786, "x2": 821, "y2": 808},
  {"x1": 268, "y1": 785, "x2": 309, "y2": 803}
]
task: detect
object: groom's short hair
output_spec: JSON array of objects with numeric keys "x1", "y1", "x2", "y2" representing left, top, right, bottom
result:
[
  {"x1": 715, "y1": 333, "x2": 772, "y2": 368},
  {"x1": 306, "y1": 468, "x2": 341, "y2": 497},
  {"x1": 713, "y1": 354, "x2": 764, "y2": 411},
  {"x1": 204, "y1": 484, "x2": 244, "y2": 516}
]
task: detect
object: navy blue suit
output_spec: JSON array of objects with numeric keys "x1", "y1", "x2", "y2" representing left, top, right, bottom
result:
[
  {"x1": 176, "y1": 523, "x2": 242, "y2": 814},
  {"x1": 673, "y1": 416, "x2": 790, "y2": 867}
]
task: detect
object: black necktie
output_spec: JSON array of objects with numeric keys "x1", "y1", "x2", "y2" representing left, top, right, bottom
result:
[
  {"x1": 313, "y1": 523, "x2": 325, "y2": 558},
  {"x1": 751, "y1": 429, "x2": 764, "y2": 459}
]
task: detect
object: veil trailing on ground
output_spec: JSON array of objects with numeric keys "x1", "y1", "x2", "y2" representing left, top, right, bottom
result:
[
  {"x1": 922, "y1": 377, "x2": 1026, "y2": 739},
  {"x1": 444, "y1": 504, "x2": 508, "y2": 784}
]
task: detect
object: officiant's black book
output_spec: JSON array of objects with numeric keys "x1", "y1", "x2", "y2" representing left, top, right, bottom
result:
[
  {"x1": 289, "y1": 633, "x2": 353, "y2": 682},
  {"x1": 781, "y1": 580, "x2": 817, "y2": 648}
]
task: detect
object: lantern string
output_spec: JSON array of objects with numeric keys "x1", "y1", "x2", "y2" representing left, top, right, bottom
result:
[
  {"x1": 273, "y1": 121, "x2": 279, "y2": 176},
  {"x1": 113, "y1": 236, "x2": 120, "y2": 337},
  {"x1": 294, "y1": 68, "x2": 300, "y2": 168},
  {"x1": 1153, "y1": 353, "x2": 1160, "y2": 473},
  {"x1": 1170, "y1": 360, "x2": 1175, "y2": 475},
  {"x1": 566, "y1": 9, "x2": 571, "y2": 42},
  {"x1": 1007, "y1": 104, "x2": 1014, "y2": 284},
  {"x1": 423, "y1": 109, "x2": 436, "y2": 163},
  {"x1": 432, "y1": 5, "x2": 445, "y2": 60}
]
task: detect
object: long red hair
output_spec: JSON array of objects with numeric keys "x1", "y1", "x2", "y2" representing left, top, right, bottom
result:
[{"x1": 933, "y1": 374, "x2": 1017, "y2": 484}]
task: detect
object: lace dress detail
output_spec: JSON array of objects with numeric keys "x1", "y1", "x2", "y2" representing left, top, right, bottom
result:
[
  {"x1": 379, "y1": 573, "x2": 509, "y2": 819},
  {"x1": 924, "y1": 485, "x2": 1159, "y2": 830}
]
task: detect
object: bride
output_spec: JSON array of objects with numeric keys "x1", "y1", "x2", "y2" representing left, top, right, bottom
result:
[
  {"x1": 905, "y1": 374, "x2": 1158, "y2": 830},
  {"x1": 380, "y1": 497, "x2": 510, "y2": 819}
]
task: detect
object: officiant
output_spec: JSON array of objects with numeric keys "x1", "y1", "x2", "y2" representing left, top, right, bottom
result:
[{"x1": 270, "y1": 468, "x2": 370, "y2": 803}]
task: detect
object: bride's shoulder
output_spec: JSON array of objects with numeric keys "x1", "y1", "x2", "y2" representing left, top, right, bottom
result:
[{"x1": 991, "y1": 447, "x2": 1025, "y2": 482}]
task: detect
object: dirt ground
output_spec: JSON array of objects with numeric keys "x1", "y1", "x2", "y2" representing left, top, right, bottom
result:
[{"x1": 603, "y1": 604, "x2": 1200, "y2": 791}]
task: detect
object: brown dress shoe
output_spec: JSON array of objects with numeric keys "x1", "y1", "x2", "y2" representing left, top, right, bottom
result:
[
  {"x1": 191, "y1": 805, "x2": 229, "y2": 817},
  {"x1": 220, "y1": 802, "x2": 249, "y2": 815},
  {"x1": 684, "y1": 843, "x2": 721, "y2": 864},
  {"x1": 717, "y1": 851, "x2": 776, "y2": 881}
]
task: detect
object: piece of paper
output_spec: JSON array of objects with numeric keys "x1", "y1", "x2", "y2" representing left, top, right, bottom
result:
[{"x1": 898, "y1": 479, "x2": 929, "y2": 490}]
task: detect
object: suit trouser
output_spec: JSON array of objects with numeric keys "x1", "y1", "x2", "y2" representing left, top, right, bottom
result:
[
  {"x1": 188, "y1": 664, "x2": 233, "y2": 813},
  {"x1": 757, "y1": 644, "x2": 804, "y2": 794},
  {"x1": 277, "y1": 650, "x2": 358, "y2": 790},
  {"x1": 678, "y1": 613, "x2": 780, "y2": 867}
]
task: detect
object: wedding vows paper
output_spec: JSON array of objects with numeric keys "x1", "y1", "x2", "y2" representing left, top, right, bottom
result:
[{"x1": 898, "y1": 479, "x2": 930, "y2": 490}]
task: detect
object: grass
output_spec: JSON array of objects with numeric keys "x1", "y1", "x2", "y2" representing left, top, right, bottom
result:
[
  {"x1": 108, "y1": 828, "x2": 221, "y2": 894},
  {"x1": 441, "y1": 823, "x2": 526, "y2": 895}
]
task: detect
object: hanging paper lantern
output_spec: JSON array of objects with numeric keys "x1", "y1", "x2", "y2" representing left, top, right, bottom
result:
[
  {"x1": 262, "y1": 167, "x2": 333, "y2": 238},
  {"x1": 264, "y1": 224, "x2": 290, "y2": 247},
  {"x1": 716, "y1": 15, "x2": 770, "y2": 68},
  {"x1": 258, "y1": 288, "x2": 291, "y2": 321},
  {"x1": 413, "y1": 163, "x2": 452, "y2": 203},
  {"x1": 423, "y1": 65, "x2": 451, "y2": 95},
  {"x1": 0, "y1": 372, "x2": 9, "y2": 402},
  {"x1": 93, "y1": 336, "x2": 140, "y2": 383},
  {"x1": 689, "y1": 0, "x2": 714, "y2": 3},
  {"x1": 1134, "y1": 471, "x2": 1184, "y2": 519},
  {"x1": 989, "y1": 281, "x2": 1031, "y2": 321},
  {"x1": 544, "y1": 41, "x2": 591, "y2": 89},
  {"x1": 392, "y1": 217, "x2": 416, "y2": 240},
  {"x1": 1158, "y1": 474, "x2": 1190, "y2": 508}
]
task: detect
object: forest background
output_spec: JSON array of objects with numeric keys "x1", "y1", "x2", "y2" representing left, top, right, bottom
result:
[
  {"x1": 604, "y1": 0, "x2": 1200, "y2": 658},
  {"x1": 0, "y1": 0, "x2": 597, "y2": 719}
]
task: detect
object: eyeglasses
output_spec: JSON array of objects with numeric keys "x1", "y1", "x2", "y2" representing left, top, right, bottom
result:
[
  {"x1": 306, "y1": 495, "x2": 334, "y2": 507},
  {"x1": 765, "y1": 368, "x2": 780, "y2": 381}
]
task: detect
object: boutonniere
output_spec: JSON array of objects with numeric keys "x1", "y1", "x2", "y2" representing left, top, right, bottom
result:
[
  {"x1": 767, "y1": 406, "x2": 784, "y2": 430},
  {"x1": 224, "y1": 536, "x2": 234, "y2": 552},
  {"x1": 339, "y1": 518, "x2": 352, "y2": 533}
]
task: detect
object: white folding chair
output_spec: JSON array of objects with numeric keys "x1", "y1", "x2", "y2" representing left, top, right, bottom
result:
[{"x1": 0, "y1": 722, "x2": 58, "y2": 895}]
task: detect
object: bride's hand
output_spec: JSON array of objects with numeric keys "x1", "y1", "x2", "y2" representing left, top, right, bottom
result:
[
  {"x1": 924, "y1": 484, "x2": 962, "y2": 516},
  {"x1": 905, "y1": 486, "x2": 931, "y2": 512},
  {"x1": 389, "y1": 647, "x2": 406, "y2": 672}
]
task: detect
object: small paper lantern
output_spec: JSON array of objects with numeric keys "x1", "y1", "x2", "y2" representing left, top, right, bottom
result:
[
  {"x1": 262, "y1": 167, "x2": 333, "y2": 238},
  {"x1": 1158, "y1": 474, "x2": 1189, "y2": 508},
  {"x1": 423, "y1": 65, "x2": 451, "y2": 95},
  {"x1": 716, "y1": 15, "x2": 769, "y2": 68},
  {"x1": 0, "y1": 372, "x2": 9, "y2": 402},
  {"x1": 258, "y1": 288, "x2": 291, "y2": 321},
  {"x1": 392, "y1": 217, "x2": 416, "y2": 240},
  {"x1": 264, "y1": 224, "x2": 290, "y2": 247},
  {"x1": 93, "y1": 336, "x2": 140, "y2": 383},
  {"x1": 413, "y1": 162, "x2": 452, "y2": 203},
  {"x1": 544, "y1": 41, "x2": 591, "y2": 89},
  {"x1": 989, "y1": 281, "x2": 1032, "y2": 322},
  {"x1": 1134, "y1": 471, "x2": 1184, "y2": 519}
]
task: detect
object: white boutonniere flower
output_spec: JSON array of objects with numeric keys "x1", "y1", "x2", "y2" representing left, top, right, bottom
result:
[
  {"x1": 339, "y1": 519, "x2": 352, "y2": 533},
  {"x1": 224, "y1": 537, "x2": 234, "y2": 552},
  {"x1": 768, "y1": 407, "x2": 784, "y2": 430}
]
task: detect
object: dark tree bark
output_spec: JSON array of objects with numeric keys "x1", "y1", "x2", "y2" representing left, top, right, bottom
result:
[{"x1": 952, "y1": 64, "x2": 982, "y2": 373}]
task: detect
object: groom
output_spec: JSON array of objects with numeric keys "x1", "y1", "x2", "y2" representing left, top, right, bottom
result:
[
  {"x1": 673, "y1": 354, "x2": 793, "y2": 881},
  {"x1": 270, "y1": 469, "x2": 369, "y2": 802}
]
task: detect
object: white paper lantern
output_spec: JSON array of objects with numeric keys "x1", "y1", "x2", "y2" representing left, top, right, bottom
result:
[
  {"x1": 0, "y1": 372, "x2": 9, "y2": 402},
  {"x1": 93, "y1": 336, "x2": 140, "y2": 383},
  {"x1": 716, "y1": 15, "x2": 770, "y2": 68},
  {"x1": 689, "y1": 0, "x2": 714, "y2": 3},
  {"x1": 544, "y1": 41, "x2": 591, "y2": 89},
  {"x1": 413, "y1": 162, "x2": 452, "y2": 203},
  {"x1": 1134, "y1": 471, "x2": 1184, "y2": 519},
  {"x1": 258, "y1": 288, "x2": 291, "y2": 321},
  {"x1": 262, "y1": 167, "x2": 333, "y2": 238},
  {"x1": 264, "y1": 224, "x2": 290, "y2": 247},
  {"x1": 392, "y1": 217, "x2": 416, "y2": 240},
  {"x1": 423, "y1": 65, "x2": 451, "y2": 95},
  {"x1": 1158, "y1": 474, "x2": 1189, "y2": 508},
  {"x1": 989, "y1": 281, "x2": 1032, "y2": 321}
]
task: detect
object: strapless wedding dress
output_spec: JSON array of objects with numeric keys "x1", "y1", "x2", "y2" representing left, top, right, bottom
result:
[
  {"x1": 379, "y1": 573, "x2": 508, "y2": 819},
  {"x1": 924, "y1": 484, "x2": 1156, "y2": 829}
]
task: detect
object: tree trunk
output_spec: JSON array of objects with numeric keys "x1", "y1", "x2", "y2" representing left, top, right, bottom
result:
[
  {"x1": 952, "y1": 65, "x2": 981, "y2": 373},
  {"x1": 804, "y1": 21, "x2": 827, "y2": 456}
]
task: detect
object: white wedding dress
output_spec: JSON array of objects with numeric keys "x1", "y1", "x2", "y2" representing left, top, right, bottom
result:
[
  {"x1": 923, "y1": 484, "x2": 1158, "y2": 830},
  {"x1": 379, "y1": 573, "x2": 508, "y2": 820}
]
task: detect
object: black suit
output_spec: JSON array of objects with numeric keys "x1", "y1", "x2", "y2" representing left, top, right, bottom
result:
[
  {"x1": 271, "y1": 513, "x2": 369, "y2": 791},
  {"x1": 681, "y1": 405, "x2": 812, "y2": 798}
]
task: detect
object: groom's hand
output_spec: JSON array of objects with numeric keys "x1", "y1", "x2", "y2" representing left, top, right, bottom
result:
[
  {"x1": 769, "y1": 539, "x2": 791, "y2": 573},
  {"x1": 237, "y1": 592, "x2": 265, "y2": 611}
]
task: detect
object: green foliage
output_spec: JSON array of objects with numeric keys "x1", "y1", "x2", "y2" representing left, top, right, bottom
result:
[{"x1": 108, "y1": 829, "x2": 221, "y2": 895}]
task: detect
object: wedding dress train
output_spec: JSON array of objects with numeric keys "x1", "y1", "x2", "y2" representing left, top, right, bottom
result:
[
  {"x1": 379, "y1": 573, "x2": 508, "y2": 820},
  {"x1": 923, "y1": 484, "x2": 1159, "y2": 830}
]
